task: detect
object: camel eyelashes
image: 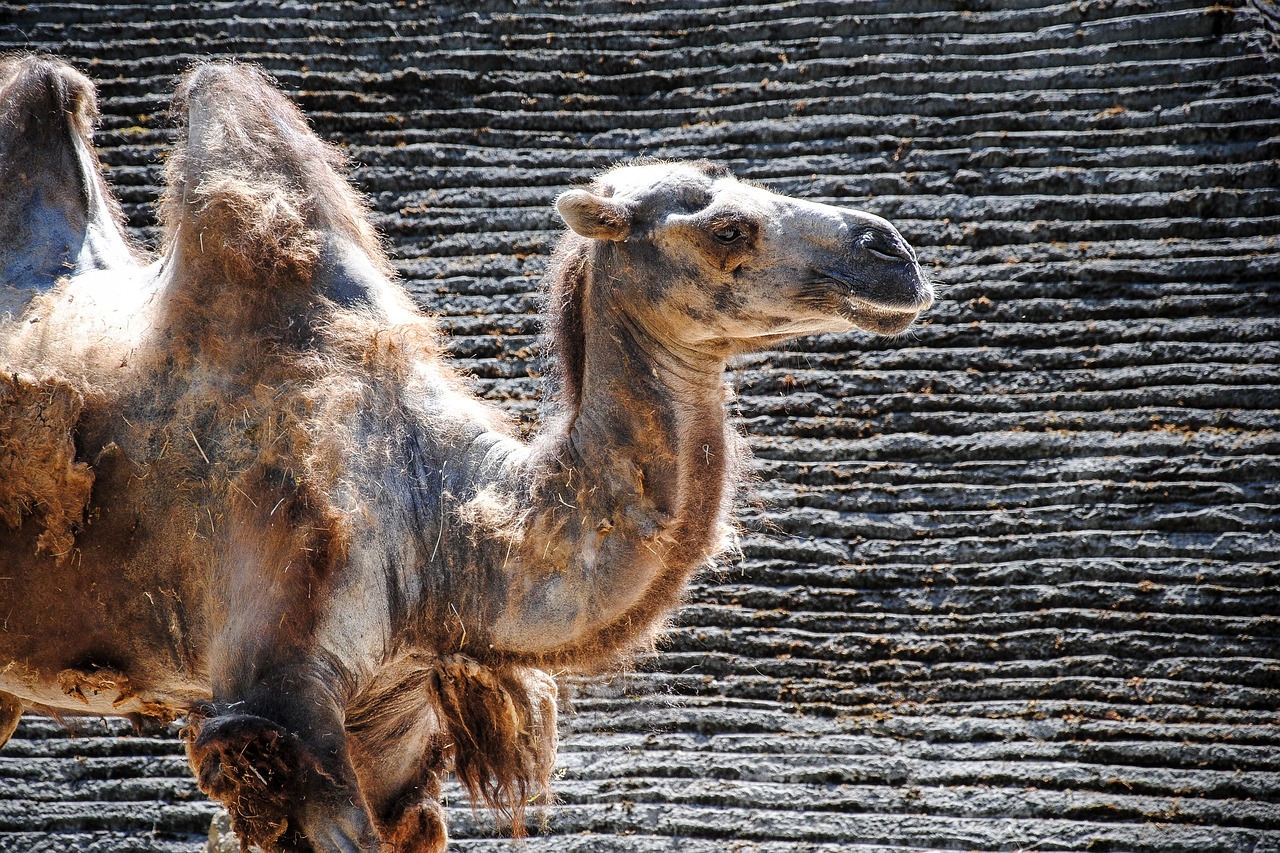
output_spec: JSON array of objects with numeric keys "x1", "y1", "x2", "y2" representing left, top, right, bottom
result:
[{"x1": 712, "y1": 225, "x2": 745, "y2": 244}]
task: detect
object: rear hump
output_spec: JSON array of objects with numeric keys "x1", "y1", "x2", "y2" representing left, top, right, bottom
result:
[{"x1": 0, "y1": 55, "x2": 134, "y2": 319}]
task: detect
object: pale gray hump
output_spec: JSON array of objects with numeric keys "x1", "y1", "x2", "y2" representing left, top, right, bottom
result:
[
  {"x1": 159, "y1": 62, "x2": 393, "y2": 312},
  {"x1": 0, "y1": 55, "x2": 134, "y2": 320}
]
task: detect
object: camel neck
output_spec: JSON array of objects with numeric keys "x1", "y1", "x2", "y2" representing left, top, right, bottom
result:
[
  {"x1": 568, "y1": 300, "x2": 727, "y2": 478},
  {"x1": 485, "y1": 261, "x2": 738, "y2": 666}
]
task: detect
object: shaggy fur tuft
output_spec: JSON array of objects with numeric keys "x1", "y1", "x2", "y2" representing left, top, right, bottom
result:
[
  {"x1": 181, "y1": 174, "x2": 322, "y2": 288},
  {"x1": 346, "y1": 654, "x2": 557, "y2": 838},
  {"x1": 434, "y1": 655, "x2": 557, "y2": 831},
  {"x1": 0, "y1": 372, "x2": 94, "y2": 562},
  {"x1": 0, "y1": 53, "x2": 98, "y2": 140}
]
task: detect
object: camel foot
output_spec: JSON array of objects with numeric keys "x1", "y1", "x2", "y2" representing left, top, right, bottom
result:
[{"x1": 380, "y1": 799, "x2": 447, "y2": 853}]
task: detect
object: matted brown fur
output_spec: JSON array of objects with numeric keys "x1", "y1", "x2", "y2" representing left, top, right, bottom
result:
[
  {"x1": 0, "y1": 372, "x2": 94, "y2": 562},
  {"x1": 432, "y1": 656, "x2": 557, "y2": 829},
  {"x1": 346, "y1": 654, "x2": 557, "y2": 840},
  {"x1": 184, "y1": 708, "x2": 322, "y2": 851}
]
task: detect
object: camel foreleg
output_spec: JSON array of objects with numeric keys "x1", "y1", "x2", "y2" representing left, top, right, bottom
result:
[
  {"x1": 186, "y1": 661, "x2": 380, "y2": 853},
  {"x1": 346, "y1": 678, "x2": 451, "y2": 853},
  {"x1": 371, "y1": 770, "x2": 448, "y2": 853}
]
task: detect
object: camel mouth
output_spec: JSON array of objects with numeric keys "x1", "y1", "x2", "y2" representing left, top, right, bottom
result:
[{"x1": 817, "y1": 264, "x2": 933, "y2": 336}]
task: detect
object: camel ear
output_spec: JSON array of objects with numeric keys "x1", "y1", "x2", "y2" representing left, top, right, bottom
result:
[{"x1": 555, "y1": 190, "x2": 632, "y2": 241}]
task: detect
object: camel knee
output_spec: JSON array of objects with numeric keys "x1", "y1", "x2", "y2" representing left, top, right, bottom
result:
[
  {"x1": 379, "y1": 799, "x2": 447, "y2": 853},
  {"x1": 183, "y1": 709, "x2": 315, "y2": 850},
  {"x1": 364, "y1": 766, "x2": 448, "y2": 853}
]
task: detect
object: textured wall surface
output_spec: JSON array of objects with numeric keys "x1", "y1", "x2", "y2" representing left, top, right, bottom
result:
[{"x1": 1, "y1": 1, "x2": 1279, "y2": 851}]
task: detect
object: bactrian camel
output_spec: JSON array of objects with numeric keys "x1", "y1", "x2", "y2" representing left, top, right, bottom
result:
[{"x1": 0, "y1": 56, "x2": 932, "y2": 852}]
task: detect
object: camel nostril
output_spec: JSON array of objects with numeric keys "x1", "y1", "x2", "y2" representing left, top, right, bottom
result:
[
  {"x1": 869, "y1": 246, "x2": 906, "y2": 263},
  {"x1": 860, "y1": 231, "x2": 917, "y2": 265}
]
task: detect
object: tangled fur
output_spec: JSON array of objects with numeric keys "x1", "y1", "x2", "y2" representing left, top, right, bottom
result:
[
  {"x1": 0, "y1": 372, "x2": 94, "y2": 562},
  {"x1": 346, "y1": 653, "x2": 557, "y2": 840},
  {"x1": 184, "y1": 709, "x2": 320, "y2": 851}
]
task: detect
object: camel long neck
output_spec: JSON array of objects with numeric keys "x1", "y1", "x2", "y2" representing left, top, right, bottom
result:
[{"x1": 484, "y1": 253, "x2": 736, "y2": 666}]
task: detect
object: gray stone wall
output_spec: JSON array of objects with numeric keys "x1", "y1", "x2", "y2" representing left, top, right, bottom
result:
[{"x1": 1, "y1": 1, "x2": 1278, "y2": 850}]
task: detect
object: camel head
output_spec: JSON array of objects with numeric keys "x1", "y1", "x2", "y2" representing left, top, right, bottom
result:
[{"x1": 555, "y1": 159, "x2": 932, "y2": 352}]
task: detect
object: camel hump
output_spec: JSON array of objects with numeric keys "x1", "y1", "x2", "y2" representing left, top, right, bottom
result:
[
  {"x1": 161, "y1": 62, "x2": 390, "y2": 296},
  {"x1": 0, "y1": 55, "x2": 134, "y2": 319}
]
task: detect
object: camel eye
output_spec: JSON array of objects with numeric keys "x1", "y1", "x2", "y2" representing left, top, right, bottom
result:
[{"x1": 712, "y1": 225, "x2": 744, "y2": 244}]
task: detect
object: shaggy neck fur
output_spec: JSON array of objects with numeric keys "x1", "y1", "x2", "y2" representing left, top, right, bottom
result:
[{"x1": 483, "y1": 236, "x2": 742, "y2": 668}]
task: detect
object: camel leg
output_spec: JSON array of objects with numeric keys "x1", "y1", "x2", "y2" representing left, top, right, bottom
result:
[
  {"x1": 345, "y1": 659, "x2": 560, "y2": 853},
  {"x1": 347, "y1": 710, "x2": 450, "y2": 853},
  {"x1": 362, "y1": 760, "x2": 448, "y2": 853},
  {"x1": 0, "y1": 692, "x2": 22, "y2": 749},
  {"x1": 186, "y1": 668, "x2": 379, "y2": 853}
]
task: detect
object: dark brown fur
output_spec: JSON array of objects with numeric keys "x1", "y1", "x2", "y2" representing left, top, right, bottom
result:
[
  {"x1": 542, "y1": 236, "x2": 591, "y2": 416},
  {"x1": 184, "y1": 709, "x2": 319, "y2": 850}
]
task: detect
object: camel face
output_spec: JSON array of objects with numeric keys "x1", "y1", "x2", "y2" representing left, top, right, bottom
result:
[{"x1": 556, "y1": 160, "x2": 932, "y2": 349}]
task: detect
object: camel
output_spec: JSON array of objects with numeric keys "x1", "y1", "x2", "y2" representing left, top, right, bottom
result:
[{"x1": 0, "y1": 55, "x2": 932, "y2": 852}]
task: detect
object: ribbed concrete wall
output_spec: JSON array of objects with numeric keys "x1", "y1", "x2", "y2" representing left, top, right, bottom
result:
[{"x1": 1, "y1": 2, "x2": 1278, "y2": 851}]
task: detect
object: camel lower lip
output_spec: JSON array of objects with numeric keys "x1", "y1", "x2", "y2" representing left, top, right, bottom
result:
[
  {"x1": 841, "y1": 301, "x2": 921, "y2": 335},
  {"x1": 817, "y1": 268, "x2": 932, "y2": 335}
]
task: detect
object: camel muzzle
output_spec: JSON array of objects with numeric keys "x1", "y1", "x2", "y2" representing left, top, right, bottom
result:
[{"x1": 818, "y1": 252, "x2": 934, "y2": 336}]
